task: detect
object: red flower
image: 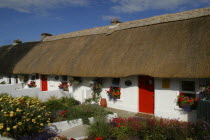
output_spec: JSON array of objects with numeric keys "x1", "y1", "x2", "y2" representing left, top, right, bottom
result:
[
  {"x1": 194, "y1": 97, "x2": 198, "y2": 102},
  {"x1": 95, "y1": 137, "x2": 103, "y2": 140},
  {"x1": 70, "y1": 138, "x2": 76, "y2": 140},
  {"x1": 178, "y1": 97, "x2": 183, "y2": 102},
  {"x1": 179, "y1": 93, "x2": 184, "y2": 95},
  {"x1": 188, "y1": 99, "x2": 192, "y2": 103}
]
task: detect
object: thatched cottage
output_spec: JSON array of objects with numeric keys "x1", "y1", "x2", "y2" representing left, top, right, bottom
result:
[{"x1": 0, "y1": 7, "x2": 210, "y2": 122}]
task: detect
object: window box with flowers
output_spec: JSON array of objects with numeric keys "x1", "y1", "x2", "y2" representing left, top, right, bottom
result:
[
  {"x1": 177, "y1": 93, "x2": 198, "y2": 112},
  {"x1": 58, "y1": 82, "x2": 70, "y2": 91},
  {"x1": 28, "y1": 81, "x2": 37, "y2": 88},
  {"x1": 106, "y1": 87, "x2": 121, "y2": 100}
]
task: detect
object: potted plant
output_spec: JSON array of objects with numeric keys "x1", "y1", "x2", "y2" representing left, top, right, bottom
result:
[
  {"x1": 199, "y1": 84, "x2": 210, "y2": 100},
  {"x1": 89, "y1": 78, "x2": 103, "y2": 103},
  {"x1": 177, "y1": 93, "x2": 198, "y2": 111}
]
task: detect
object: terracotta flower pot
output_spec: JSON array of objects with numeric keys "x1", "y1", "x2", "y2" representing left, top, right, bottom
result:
[{"x1": 100, "y1": 98, "x2": 107, "y2": 107}]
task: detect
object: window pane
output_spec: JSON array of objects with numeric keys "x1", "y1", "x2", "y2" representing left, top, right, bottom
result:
[
  {"x1": 62, "y1": 75, "x2": 67, "y2": 81},
  {"x1": 181, "y1": 81, "x2": 195, "y2": 91},
  {"x1": 112, "y1": 78, "x2": 120, "y2": 86}
]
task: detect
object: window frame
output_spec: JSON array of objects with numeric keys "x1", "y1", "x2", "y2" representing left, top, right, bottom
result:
[{"x1": 179, "y1": 79, "x2": 198, "y2": 95}]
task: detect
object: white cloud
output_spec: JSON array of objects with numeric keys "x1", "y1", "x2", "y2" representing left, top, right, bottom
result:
[
  {"x1": 110, "y1": 0, "x2": 210, "y2": 13},
  {"x1": 0, "y1": 0, "x2": 89, "y2": 14},
  {"x1": 102, "y1": 15, "x2": 120, "y2": 21}
]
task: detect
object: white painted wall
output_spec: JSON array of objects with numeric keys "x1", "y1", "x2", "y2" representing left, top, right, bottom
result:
[
  {"x1": 0, "y1": 75, "x2": 7, "y2": 84},
  {"x1": 100, "y1": 76, "x2": 139, "y2": 112},
  {"x1": 1, "y1": 74, "x2": 208, "y2": 122},
  {"x1": 154, "y1": 78, "x2": 199, "y2": 122}
]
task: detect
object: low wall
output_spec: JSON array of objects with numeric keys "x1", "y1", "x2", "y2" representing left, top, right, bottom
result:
[{"x1": 48, "y1": 113, "x2": 118, "y2": 132}]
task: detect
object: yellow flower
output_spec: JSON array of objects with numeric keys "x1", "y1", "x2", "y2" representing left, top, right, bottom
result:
[
  {"x1": 13, "y1": 126, "x2": 17, "y2": 129},
  {"x1": 40, "y1": 123, "x2": 44, "y2": 126},
  {"x1": 0, "y1": 125, "x2": 3, "y2": 130},
  {"x1": 3, "y1": 132, "x2": 8, "y2": 135},
  {"x1": 38, "y1": 115, "x2": 41, "y2": 118},
  {"x1": 6, "y1": 127, "x2": 10, "y2": 131},
  {"x1": 18, "y1": 122, "x2": 22, "y2": 125},
  {"x1": 26, "y1": 118, "x2": 30, "y2": 121},
  {"x1": 32, "y1": 119, "x2": 36, "y2": 123},
  {"x1": 10, "y1": 114, "x2": 14, "y2": 117},
  {"x1": 48, "y1": 123, "x2": 51, "y2": 126}
]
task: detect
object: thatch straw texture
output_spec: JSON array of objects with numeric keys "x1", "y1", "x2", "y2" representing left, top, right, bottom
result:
[
  {"x1": 0, "y1": 42, "x2": 40, "y2": 74},
  {"x1": 13, "y1": 16, "x2": 210, "y2": 78}
]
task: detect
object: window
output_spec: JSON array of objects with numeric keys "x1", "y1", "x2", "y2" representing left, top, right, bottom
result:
[
  {"x1": 15, "y1": 75, "x2": 18, "y2": 84},
  {"x1": 180, "y1": 80, "x2": 196, "y2": 98},
  {"x1": 31, "y1": 76, "x2": 36, "y2": 80},
  {"x1": 35, "y1": 74, "x2": 39, "y2": 79},
  {"x1": 8, "y1": 75, "x2": 11, "y2": 84},
  {"x1": 62, "y1": 75, "x2": 68, "y2": 81},
  {"x1": 112, "y1": 78, "x2": 120, "y2": 87}
]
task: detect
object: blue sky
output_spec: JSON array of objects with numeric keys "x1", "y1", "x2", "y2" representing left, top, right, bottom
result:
[{"x1": 0, "y1": 0, "x2": 209, "y2": 46}]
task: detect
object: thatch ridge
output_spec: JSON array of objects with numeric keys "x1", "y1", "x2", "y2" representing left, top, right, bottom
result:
[
  {"x1": 13, "y1": 16, "x2": 210, "y2": 78},
  {"x1": 44, "y1": 7, "x2": 210, "y2": 42}
]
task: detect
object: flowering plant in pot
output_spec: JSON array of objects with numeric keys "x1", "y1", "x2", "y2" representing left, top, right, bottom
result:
[
  {"x1": 28, "y1": 81, "x2": 37, "y2": 88},
  {"x1": 89, "y1": 78, "x2": 103, "y2": 103},
  {"x1": 58, "y1": 82, "x2": 70, "y2": 91},
  {"x1": 177, "y1": 93, "x2": 198, "y2": 111},
  {"x1": 106, "y1": 87, "x2": 121, "y2": 100},
  {"x1": 199, "y1": 84, "x2": 210, "y2": 100}
]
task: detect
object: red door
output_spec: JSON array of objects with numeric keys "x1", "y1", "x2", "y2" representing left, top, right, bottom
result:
[
  {"x1": 138, "y1": 76, "x2": 154, "y2": 114},
  {"x1": 41, "y1": 75, "x2": 48, "y2": 91}
]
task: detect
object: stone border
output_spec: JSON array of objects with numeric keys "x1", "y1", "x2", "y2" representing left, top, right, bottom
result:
[{"x1": 47, "y1": 113, "x2": 118, "y2": 132}]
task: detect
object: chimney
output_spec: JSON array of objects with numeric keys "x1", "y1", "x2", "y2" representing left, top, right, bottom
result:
[
  {"x1": 41, "y1": 33, "x2": 52, "y2": 40},
  {"x1": 110, "y1": 18, "x2": 122, "y2": 25},
  {"x1": 13, "y1": 40, "x2": 22, "y2": 46}
]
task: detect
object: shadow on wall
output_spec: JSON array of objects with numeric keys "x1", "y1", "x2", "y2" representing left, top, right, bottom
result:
[{"x1": 0, "y1": 41, "x2": 40, "y2": 74}]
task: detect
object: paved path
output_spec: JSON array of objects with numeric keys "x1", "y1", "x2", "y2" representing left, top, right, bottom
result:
[{"x1": 59, "y1": 124, "x2": 88, "y2": 139}]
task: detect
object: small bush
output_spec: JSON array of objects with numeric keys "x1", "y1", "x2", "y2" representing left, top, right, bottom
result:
[
  {"x1": 86, "y1": 115, "x2": 113, "y2": 139},
  {"x1": 44, "y1": 96, "x2": 80, "y2": 113},
  {"x1": 0, "y1": 94, "x2": 52, "y2": 139},
  {"x1": 111, "y1": 117, "x2": 146, "y2": 140},
  {"x1": 66, "y1": 104, "x2": 112, "y2": 124},
  {"x1": 0, "y1": 81, "x2": 6, "y2": 84}
]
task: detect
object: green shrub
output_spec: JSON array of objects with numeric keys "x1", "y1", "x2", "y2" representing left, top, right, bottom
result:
[
  {"x1": 66, "y1": 104, "x2": 112, "y2": 124},
  {"x1": 0, "y1": 95, "x2": 51, "y2": 139},
  {"x1": 44, "y1": 96, "x2": 80, "y2": 113},
  {"x1": 0, "y1": 81, "x2": 6, "y2": 84},
  {"x1": 86, "y1": 115, "x2": 113, "y2": 139}
]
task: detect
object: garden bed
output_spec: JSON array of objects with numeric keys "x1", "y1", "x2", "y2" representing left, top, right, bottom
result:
[{"x1": 0, "y1": 93, "x2": 113, "y2": 140}]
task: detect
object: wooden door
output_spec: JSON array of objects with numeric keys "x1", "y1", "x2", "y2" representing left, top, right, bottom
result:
[
  {"x1": 138, "y1": 75, "x2": 154, "y2": 114},
  {"x1": 41, "y1": 75, "x2": 48, "y2": 91}
]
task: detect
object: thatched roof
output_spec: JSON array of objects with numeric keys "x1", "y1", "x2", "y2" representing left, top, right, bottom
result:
[
  {"x1": 0, "y1": 41, "x2": 40, "y2": 74},
  {"x1": 5, "y1": 7, "x2": 210, "y2": 78}
]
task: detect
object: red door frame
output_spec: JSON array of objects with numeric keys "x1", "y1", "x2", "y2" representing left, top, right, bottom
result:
[
  {"x1": 41, "y1": 75, "x2": 48, "y2": 91},
  {"x1": 138, "y1": 75, "x2": 154, "y2": 114}
]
